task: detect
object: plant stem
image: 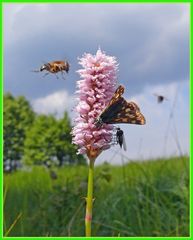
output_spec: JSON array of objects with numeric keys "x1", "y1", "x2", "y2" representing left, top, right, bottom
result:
[{"x1": 85, "y1": 158, "x2": 95, "y2": 237}]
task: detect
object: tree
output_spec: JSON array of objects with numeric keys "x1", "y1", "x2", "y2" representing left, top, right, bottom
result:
[
  {"x1": 3, "y1": 93, "x2": 35, "y2": 171},
  {"x1": 24, "y1": 112, "x2": 86, "y2": 166},
  {"x1": 57, "y1": 112, "x2": 86, "y2": 165}
]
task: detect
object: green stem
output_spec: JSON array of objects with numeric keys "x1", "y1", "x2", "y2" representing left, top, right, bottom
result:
[{"x1": 85, "y1": 158, "x2": 95, "y2": 237}]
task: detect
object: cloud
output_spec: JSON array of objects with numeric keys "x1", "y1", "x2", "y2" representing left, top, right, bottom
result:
[
  {"x1": 4, "y1": 4, "x2": 189, "y2": 44},
  {"x1": 32, "y1": 90, "x2": 76, "y2": 118},
  {"x1": 4, "y1": 3, "x2": 190, "y2": 99},
  {"x1": 3, "y1": 4, "x2": 190, "y2": 163}
]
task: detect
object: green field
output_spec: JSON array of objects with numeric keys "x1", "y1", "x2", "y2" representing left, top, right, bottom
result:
[{"x1": 3, "y1": 156, "x2": 189, "y2": 237}]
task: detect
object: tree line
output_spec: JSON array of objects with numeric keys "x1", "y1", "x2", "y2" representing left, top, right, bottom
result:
[{"x1": 3, "y1": 93, "x2": 86, "y2": 172}]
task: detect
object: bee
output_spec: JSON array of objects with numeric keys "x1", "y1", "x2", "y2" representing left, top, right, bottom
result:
[
  {"x1": 116, "y1": 127, "x2": 127, "y2": 151},
  {"x1": 33, "y1": 60, "x2": 69, "y2": 79},
  {"x1": 153, "y1": 93, "x2": 168, "y2": 103},
  {"x1": 95, "y1": 85, "x2": 146, "y2": 128}
]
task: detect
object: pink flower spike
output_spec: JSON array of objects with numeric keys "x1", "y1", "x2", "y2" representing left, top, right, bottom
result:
[{"x1": 72, "y1": 49, "x2": 118, "y2": 161}]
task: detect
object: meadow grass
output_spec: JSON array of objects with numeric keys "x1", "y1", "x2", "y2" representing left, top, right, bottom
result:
[{"x1": 3, "y1": 156, "x2": 189, "y2": 237}]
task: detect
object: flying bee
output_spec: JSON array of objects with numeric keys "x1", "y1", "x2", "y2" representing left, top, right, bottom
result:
[
  {"x1": 95, "y1": 85, "x2": 146, "y2": 128},
  {"x1": 153, "y1": 93, "x2": 168, "y2": 103},
  {"x1": 33, "y1": 60, "x2": 69, "y2": 79},
  {"x1": 116, "y1": 127, "x2": 127, "y2": 151}
]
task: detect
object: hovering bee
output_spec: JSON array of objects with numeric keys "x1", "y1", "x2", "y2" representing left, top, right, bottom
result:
[
  {"x1": 116, "y1": 127, "x2": 127, "y2": 151},
  {"x1": 95, "y1": 85, "x2": 146, "y2": 128},
  {"x1": 153, "y1": 93, "x2": 168, "y2": 103},
  {"x1": 33, "y1": 60, "x2": 69, "y2": 79}
]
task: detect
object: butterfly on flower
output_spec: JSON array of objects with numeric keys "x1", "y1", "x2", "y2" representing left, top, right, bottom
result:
[
  {"x1": 95, "y1": 85, "x2": 146, "y2": 128},
  {"x1": 116, "y1": 127, "x2": 127, "y2": 151}
]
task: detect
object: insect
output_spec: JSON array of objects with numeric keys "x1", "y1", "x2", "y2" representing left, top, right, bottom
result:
[
  {"x1": 95, "y1": 85, "x2": 146, "y2": 127},
  {"x1": 33, "y1": 60, "x2": 69, "y2": 79},
  {"x1": 116, "y1": 127, "x2": 127, "y2": 151},
  {"x1": 153, "y1": 93, "x2": 168, "y2": 103}
]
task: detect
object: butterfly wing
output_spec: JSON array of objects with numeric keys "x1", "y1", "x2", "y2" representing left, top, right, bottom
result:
[
  {"x1": 99, "y1": 85, "x2": 125, "y2": 116},
  {"x1": 96, "y1": 85, "x2": 125, "y2": 126},
  {"x1": 108, "y1": 85, "x2": 124, "y2": 106},
  {"x1": 102, "y1": 100, "x2": 146, "y2": 125},
  {"x1": 100, "y1": 97, "x2": 126, "y2": 122},
  {"x1": 96, "y1": 85, "x2": 146, "y2": 126}
]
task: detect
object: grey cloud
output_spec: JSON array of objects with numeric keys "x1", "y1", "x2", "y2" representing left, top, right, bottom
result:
[{"x1": 4, "y1": 3, "x2": 190, "y2": 99}]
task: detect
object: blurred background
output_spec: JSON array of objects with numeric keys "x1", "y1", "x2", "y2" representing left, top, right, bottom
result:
[{"x1": 3, "y1": 3, "x2": 190, "y2": 237}]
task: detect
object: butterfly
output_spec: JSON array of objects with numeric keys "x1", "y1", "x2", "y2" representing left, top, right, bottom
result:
[
  {"x1": 116, "y1": 127, "x2": 127, "y2": 151},
  {"x1": 153, "y1": 93, "x2": 168, "y2": 103},
  {"x1": 95, "y1": 85, "x2": 146, "y2": 127}
]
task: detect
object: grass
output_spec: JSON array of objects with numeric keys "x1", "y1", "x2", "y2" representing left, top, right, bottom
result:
[{"x1": 3, "y1": 156, "x2": 189, "y2": 237}]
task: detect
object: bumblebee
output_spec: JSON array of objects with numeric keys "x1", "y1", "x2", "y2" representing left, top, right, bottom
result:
[{"x1": 33, "y1": 60, "x2": 69, "y2": 79}]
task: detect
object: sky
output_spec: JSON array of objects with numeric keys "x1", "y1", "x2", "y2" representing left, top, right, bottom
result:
[{"x1": 3, "y1": 3, "x2": 190, "y2": 164}]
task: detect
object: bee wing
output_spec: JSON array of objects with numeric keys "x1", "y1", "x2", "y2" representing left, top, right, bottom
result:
[{"x1": 122, "y1": 132, "x2": 127, "y2": 151}]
